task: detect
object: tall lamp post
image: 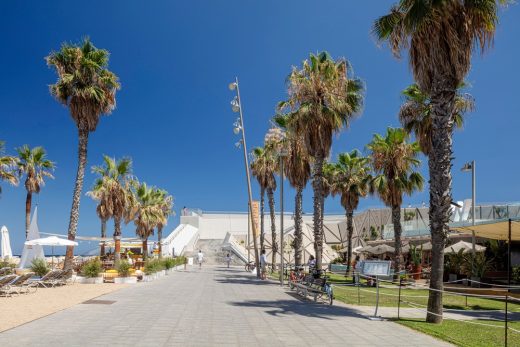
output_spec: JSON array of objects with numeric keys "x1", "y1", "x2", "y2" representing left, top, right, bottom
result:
[
  {"x1": 265, "y1": 127, "x2": 287, "y2": 286},
  {"x1": 461, "y1": 160, "x2": 476, "y2": 256},
  {"x1": 230, "y1": 77, "x2": 260, "y2": 278}
]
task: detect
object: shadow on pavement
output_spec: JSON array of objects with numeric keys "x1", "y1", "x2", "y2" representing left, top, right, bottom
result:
[
  {"x1": 229, "y1": 296, "x2": 367, "y2": 320},
  {"x1": 215, "y1": 273, "x2": 272, "y2": 286}
]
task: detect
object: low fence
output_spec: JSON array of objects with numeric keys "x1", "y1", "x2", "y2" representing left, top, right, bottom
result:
[{"x1": 330, "y1": 273, "x2": 520, "y2": 346}]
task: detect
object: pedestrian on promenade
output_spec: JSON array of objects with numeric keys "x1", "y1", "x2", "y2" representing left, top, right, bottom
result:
[
  {"x1": 260, "y1": 249, "x2": 267, "y2": 280},
  {"x1": 225, "y1": 253, "x2": 231, "y2": 268},
  {"x1": 197, "y1": 250, "x2": 204, "y2": 269}
]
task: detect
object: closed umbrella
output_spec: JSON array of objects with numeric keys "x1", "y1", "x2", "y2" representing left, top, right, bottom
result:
[
  {"x1": 1, "y1": 226, "x2": 12, "y2": 259},
  {"x1": 25, "y1": 236, "x2": 78, "y2": 269},
  {"x1": 444, "y1": 240, "x2": 485, "y2": 254}
]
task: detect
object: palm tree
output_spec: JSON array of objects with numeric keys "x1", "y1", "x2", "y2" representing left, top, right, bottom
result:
[
  {"x1": 0, "y1": 141, "x2": 18, "y2": 195},
  {"x1": 46, "y1": 38, "x2": 120, "y2": 269},
  {"x1": 330, "y1": 150, "x2": 371, "y2": 271},
  {"x1": 156, "y1": 189, "x2": 174, "y2": 258},
  {"x1": 373, "y1": 1, "x2": 504, "y2": 322},
  {"x1": 88, "y1": 156, "x2": 132, "y2": 259},
  {"x1": 250, "y1": 147, "x2": 271, "y2": 252},
  {"x1": 128, "y1": 182, "x2": 162, "y2": 260},
  {"x1": 273, "y1": 115, "x2": 311, "y2": 267},
  {"x1": 278, "y1": 52, "x2": 364, "y2": 269},
  {"x1": 367, "y1": 128, "x2": 423, "y2": 276},
  {"x1": 399, "y1": 83, "x2": 475, "y2": 156},
  {"x1": 16, "y1": 145, "x2": 55, "y2": 239}
]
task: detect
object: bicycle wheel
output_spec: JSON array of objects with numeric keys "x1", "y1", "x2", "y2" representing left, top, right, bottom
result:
[{"x1": 327, "y1": 285, "x2": 333, "y2": 305}]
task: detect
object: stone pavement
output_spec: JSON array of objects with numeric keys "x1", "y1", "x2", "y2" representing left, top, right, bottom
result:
[{"x1": 0, "y1": 266, "x2": 451, "y2": 346}]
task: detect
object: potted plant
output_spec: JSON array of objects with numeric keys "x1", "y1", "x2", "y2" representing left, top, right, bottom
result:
[
  {"x1": 30, "y1": 258, "x2": 50, "y2": 277},
  {"x1": 409, "y1": 245, "x2": 423, "y2": 280},
  {"x1": 114, "y1": 260, "x2": 136, "y2": 284},
  {"x1": 79, "y1": 258, "x2": 103, "y2": 284},
  {"x1": 465, "y1": 252, "x2": 492, "y2": 288},
  {"x1": 143, "y1": 259, "x2": 159, "y2": 281},
  {"x1": 445, "y1": 248, "x2": 465, "y2": 282}
]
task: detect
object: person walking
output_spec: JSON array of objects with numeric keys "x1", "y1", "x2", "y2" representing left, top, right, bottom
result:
[
  {"x1": 225, "y1": 253, "x2": 232, "y2": 268},
  {"x1": 197, "y1": 249, "x2": 204, "y2": 269},
  {"x1": 260, "y1": 249, "x2": 267, "y2": 280}
]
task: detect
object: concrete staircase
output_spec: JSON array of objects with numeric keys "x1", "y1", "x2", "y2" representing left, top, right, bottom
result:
[{"x1": 186, "y1": 239, "x2": 246, "y2": 265}]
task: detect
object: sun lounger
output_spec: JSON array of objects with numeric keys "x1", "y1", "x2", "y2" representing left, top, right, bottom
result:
[
  {"x1": 31, "y1": 270, "x2": 63, "y2": 288},
  {"x1": 7, "y1": 273, "x2": 37, "y2": 294},
  {"x1": 0, "y1": 274, "x2": 18, "y2": 296},
  {"x1": 53, "y1": 269, "x2": 73, "y2": 286}
]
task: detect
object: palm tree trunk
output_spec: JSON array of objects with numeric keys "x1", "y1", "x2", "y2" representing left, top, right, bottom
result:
[
  {"x1": 100, "y1": 219, "x2": 106, "y2": 257},
  {"x1": 63, "y1": 127, "x2": 89, "y2": 270},
  {"x1": 158, "y1": 225, "x2": 163, "y2": 258},
  {"x1": 260, "y1": 187, "x2": 265, "y2": 251},
  {"x1": 114, "y1": 216, "x2": 122, "y2": 262},
  {"x1": 142, "y1": 238, "x2": 148, "y2": 260},
  {"x1": 25, "y1": 192, "x2": 32, "y2": 240},
  {"x1": 391, "y1": 205, "x2": 403, "y2": 277},
  {"x1": 427, "y1": 87, "x2": 455, "y2": 324},
  {"x1": 294, "y1": 186, "x2": 304, "y2": 267},
  {"x1": 312, "y1": 156, "x2": 324, "y2": 270},
  {"x1": 346, "y1": 208, "x2": 354, "y2": 272},
  {"x1": 267, "y1": 187, "x2": 277, "y2": 269}
]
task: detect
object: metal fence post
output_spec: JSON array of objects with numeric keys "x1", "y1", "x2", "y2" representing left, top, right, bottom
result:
[
  {"x1": 505, "y1": 294, "x2": 508, "y2": 347},
  {"x1": 398, "y1": 278, "x2": 402, "y2": 320}
]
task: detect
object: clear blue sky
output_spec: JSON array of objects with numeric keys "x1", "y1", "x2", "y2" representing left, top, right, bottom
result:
[{"x1": 1, "y1": 1, "x2": 518, "y2": 254}]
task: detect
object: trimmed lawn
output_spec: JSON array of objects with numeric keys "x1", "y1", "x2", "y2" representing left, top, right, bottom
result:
[{"x1": 397, "y1": 318, "x2": 520, "y2": 347}]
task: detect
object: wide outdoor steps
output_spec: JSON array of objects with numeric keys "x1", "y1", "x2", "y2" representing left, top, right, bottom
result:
[{"x1": 185, "y1": 239, "x2": 245, "y2": 265}]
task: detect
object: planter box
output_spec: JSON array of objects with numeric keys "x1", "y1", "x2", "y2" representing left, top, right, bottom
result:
[
  {"x1": 114, "y1": 276, "x2": 137, "y2": 284},
  {"x1": 470, "y1": 276, "x2": 481, "y2": 288},
  {"x1": 77, "y1": 276, "x2": 103, "y2": 284},
  {"x1": 329, "y1": 264, "x2": 348, "y2": 273},
  {"x1": 448, "y1": 274, "x2": 458, "y2": 283}
]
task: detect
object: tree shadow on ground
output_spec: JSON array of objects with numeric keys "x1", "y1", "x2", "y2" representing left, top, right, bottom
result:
[
  {"x1": 229, "y1": 294, "x2": 367, "y2": 320},
  {"x1": 214, "y1": 274, "x2": 272, "y2": 286}
]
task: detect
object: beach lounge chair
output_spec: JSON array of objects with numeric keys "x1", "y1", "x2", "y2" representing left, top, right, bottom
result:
[
  {"x1": 7, "y1": 272, "x2": 37, "y2": 294},
  {"x1": 53, "y1": 269, "x2": 73, "y2": 286},
  {"x1": 32, "y1": 270, "x2": 63, "y2": 288},
  {"x1": 0, "y1": 274, "x2": 18, "y2": 296}
]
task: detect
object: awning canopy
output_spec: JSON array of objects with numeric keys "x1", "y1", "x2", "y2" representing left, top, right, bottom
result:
[{"x1": 451, "y1": 218, "x2": 520, "y2": 241}]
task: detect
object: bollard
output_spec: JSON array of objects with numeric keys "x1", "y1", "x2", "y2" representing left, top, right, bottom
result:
[
  {"x1": 358, "y1": 281, "x2": 361, "y2": 305},
  {"x1": 465, "y1": 295, "x2": 468, "y2": 308},
  {"x1": 398, "y1": 278, "x2": 402, "y2": 320},
  {"x1": 505, "y1": 294, "x2": 508, "y2": 347}
]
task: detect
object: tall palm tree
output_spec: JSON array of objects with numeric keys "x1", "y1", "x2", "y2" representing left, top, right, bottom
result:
[
  {"x1": 88, "y1": 156, "x2": 132, "y2": 259},
  {"x1": 16, "y1": 145, "x2": 55, "y2": 239},
  {"x1": 373, "y1": 1, "x2": 504, "y2": 322},
  {"x1": 250, "y1": 147, "x2": 271, "y2": 252},
  {"x1": 273, "y1": 115, "x2": 311, "y2": 267},
  {"x1": 278, "y1": 51, "x2": 364, "y2": 269},
  {"x1": 128, "y1": 182, "x2": 162, "y2": 260},
  {"x1": 0, "y1": 141, "x2": 18, "y2": 195},
  {"x1": 330, "y1": 150, "x2": 371, "y2": 271},
  {"x1": 47, "y1": 38, "x2": 120, "y2": 269},
  {"x1": 367, "y1": 128, "x2": 423, "y2": 276},
  {"x1": 399, "y1": 83, "x2": 475, "y2": 156},
  {"x1": 156, "y1": 189, "x2": 174, "y2": 258}
]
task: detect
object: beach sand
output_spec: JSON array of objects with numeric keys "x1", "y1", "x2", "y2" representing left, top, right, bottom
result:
[{"x1": 0, "y1": 283, "x2": 127, "y2": 332}]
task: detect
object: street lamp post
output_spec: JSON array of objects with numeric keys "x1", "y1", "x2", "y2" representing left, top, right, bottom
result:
[
  {"x1": 230, "y1": 77, "x2": 260, "y2": 278},
  {"x1": 461, "y1": 160, "x2": 476, "y2": 256}
]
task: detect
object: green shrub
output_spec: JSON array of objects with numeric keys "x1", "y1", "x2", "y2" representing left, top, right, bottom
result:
[
  {"x1": 144, "y1": 259, "x2": 164, "y2": 275},
  {"x1": 331, "y1": 257, "x2": 343, "y2": 264},
  {"x1": 117, "y1": 260, "x2": 132, "y2": 277},
  {"x1": 513, "y1": 266, "x2": 520, "y2": 283},
  {"x1": 163, "y1": 257, "x2": 175, "y2": 270},
  {"x1": 81, "y1": 258, "x2": 102, "y2": 278},
  {"x1": 31, "y1": 258, "x2": 50, "y2": 277}
]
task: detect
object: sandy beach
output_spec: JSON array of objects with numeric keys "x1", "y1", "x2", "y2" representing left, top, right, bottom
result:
[{"x1": 0, "y1": 283, "x2": 127, "y2": 332}]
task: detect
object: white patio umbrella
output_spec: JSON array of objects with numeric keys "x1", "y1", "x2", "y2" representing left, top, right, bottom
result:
[
  {"x1": 25, "y1": 236, "x2": 78, "y2": 268},
  {"x1": 444, "y1": 240, "x2": 486, "y2": 254},
  {"x1": 1, "y1": 226, "x2": 13, "y2": 259},
  {"x1": 369, "y1": 244, "x2": 395, "y2": 255}
]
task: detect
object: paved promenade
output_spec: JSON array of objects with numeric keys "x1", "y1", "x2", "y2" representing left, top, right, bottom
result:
[{"x1": 0, "y1": 266, "x2": 450, "y2": 346}]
